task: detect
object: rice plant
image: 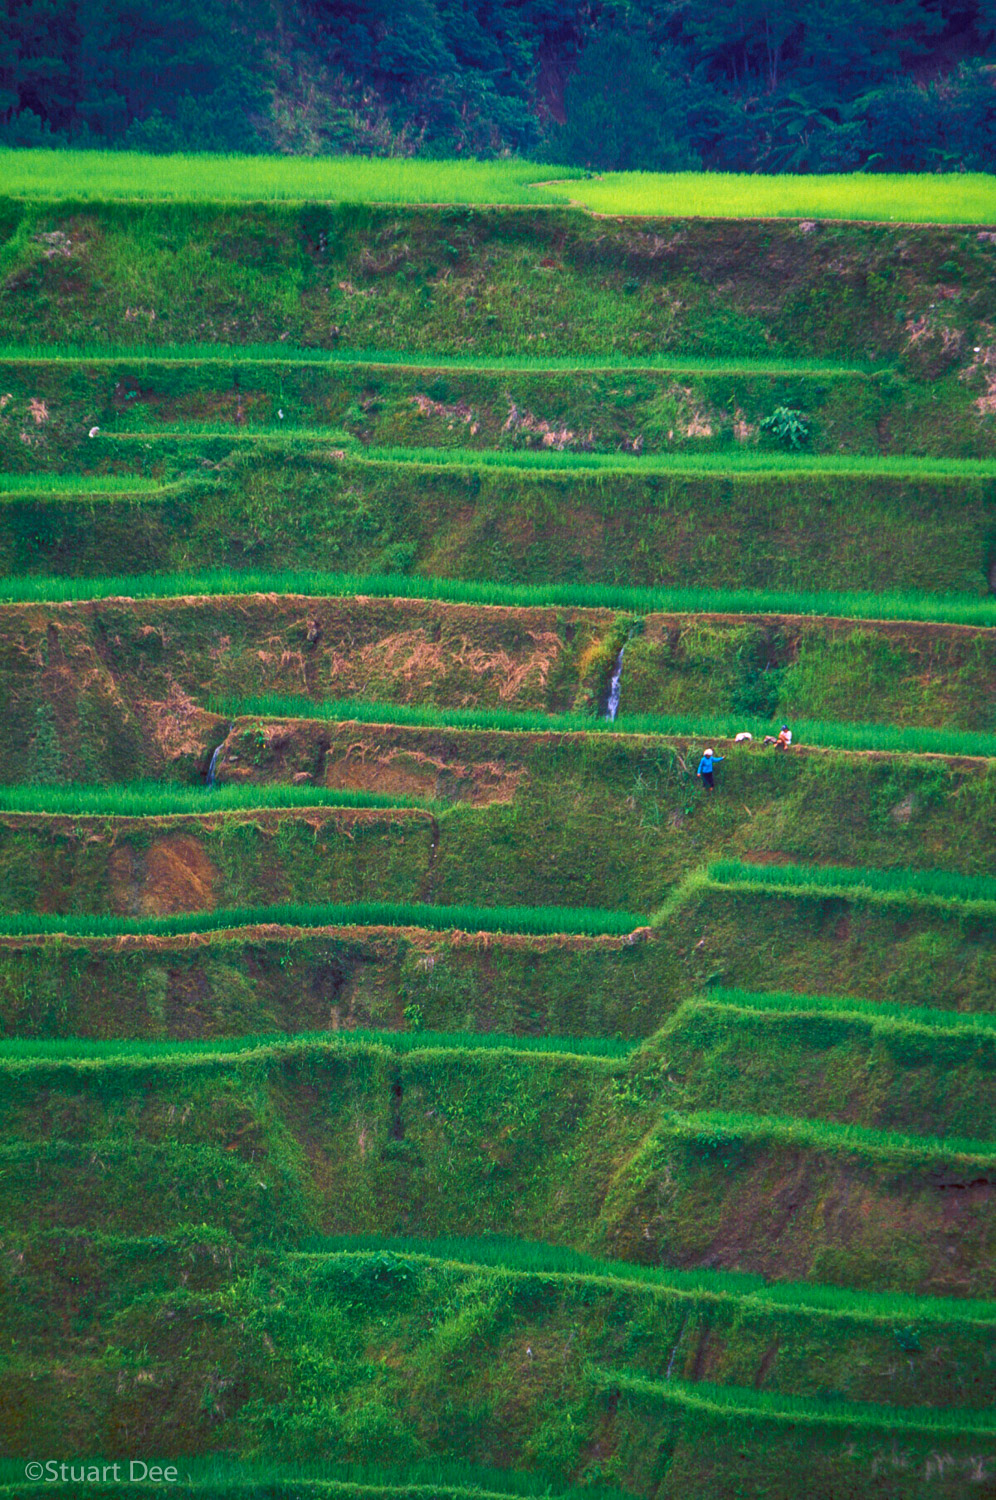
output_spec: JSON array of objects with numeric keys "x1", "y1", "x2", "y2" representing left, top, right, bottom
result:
[
  {"x1": 0, "y1": 474, "x2": 164, "y2": 494},
  {"x1": 0, "y1": 149, "x2": 585, "y2": 204},
  {"x1": 708, "y1": 859, "x2": 996, "y2": 906},
  {"x1": 0, "y1": 342, "x2": 884, "y2": 377},
  {"x1": 99, "y1": 430, "x2": 996, "y2": 478},
  {"x1": 0, "y1": 1027, "x2": 633, "y2": 1064},
  {"x1": 218, "y1": 694, "x2": 996, "y2": 762},
  {"x1": 0, "y1": 899, "x2": 644, "y2": 940},
  {"x1": 6, "y1": 152, "x2": 996, "y2": 224},
  {"x1": 295, "y1": 1233, "x2": 996, "y2": 1326},
  {"x1": 700, "y1": 987, "x2": 996, "y2": 1036},
  {"x1": 590, "y1": 1369, "x2": 996, "y2": 1438},
  {"x1": 358, "y1": 444, "x2": 996, "y2": 479},
  {"x1": 661, "y1": 1106, "x2": 996, "y2": 1165},
  {"x1": 0, "y1": 782, "x2": 435, "y2": 817},
  {"x1": 0, "y1": 1455, "x2": 630, "y2": 1500},
  {"x1": 2, "y1": 568, "x2": 992, "y2": 627},
  {"x1": 551, "y1": 170, "x2": 996, "y2": 226}
]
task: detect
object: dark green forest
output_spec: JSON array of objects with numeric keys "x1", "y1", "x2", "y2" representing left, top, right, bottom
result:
[{"x1": 2, "y1": 0, "x2": 996, "y2": 170}]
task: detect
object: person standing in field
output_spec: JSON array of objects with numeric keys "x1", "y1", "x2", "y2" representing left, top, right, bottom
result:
[{"x1": 696, "y1": 747, "x2": 724, "y2": 791}]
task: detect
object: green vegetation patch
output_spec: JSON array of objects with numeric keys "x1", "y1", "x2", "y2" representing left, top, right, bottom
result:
[
  {"x1": 4, "y1": 569, "x2": 993, "y2": 627},
  {"x1": 707, "y1": 859, "x2": 996, "y2": 906},
  {"x1": 296, "y1": 1234, "x2": 996, "y2": 1326},
  {"x1": 0, "y1": 899, "x2": 644, "y2": 940},
  {"x1": 224, "y1": 695, "x2": 996, "y2": 761},
  {"x1": 6, "y1": 155, "x2": 996, "y2": 224},
  {"x1": 553, "y1": 170, "x2": 996, "y2": 225},
  {"x1": 703, "y1": 987, "x2": 996, "y2": 1036},
  {"x1": 0, "y1": 152, "x2": 587, "y2": 204},
  {"x1": 102, "y1": 431, "x2": 996, "y2": 478},
  {"x1": 0, "y1": 1026, "x2": 631, "y2": 1067},
  {"x1": 0, "y1": 474, "x2": 165, "y2": 494},
  {"x1": 594, "y1": 1369, "x2": 996, "y2": 1437},
  {"x1": 0, "y1": 342, "x2": 884, "y2": 375},
  {"x1": 0, "y1": 782, "x2": 435, "y2": 816}
]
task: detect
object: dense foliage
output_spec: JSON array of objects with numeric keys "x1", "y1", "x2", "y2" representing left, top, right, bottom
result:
[{"x1": 2, "y1": 0, "x2": 996, "y2": 170}]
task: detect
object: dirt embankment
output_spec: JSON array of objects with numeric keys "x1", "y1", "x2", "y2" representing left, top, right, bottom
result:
[{"x1": 2, "y1": 594, "x2": 993, "y2": 782}]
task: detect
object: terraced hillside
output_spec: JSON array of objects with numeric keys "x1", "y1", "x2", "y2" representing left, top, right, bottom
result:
[{"x1": 1, "y1": 190, "x2": 995, "y2": 1500}]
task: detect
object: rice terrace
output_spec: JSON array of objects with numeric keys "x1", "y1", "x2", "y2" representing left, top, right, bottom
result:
[{"x1": 3, "y1": 141, "x2": 996, "y2": 1500}]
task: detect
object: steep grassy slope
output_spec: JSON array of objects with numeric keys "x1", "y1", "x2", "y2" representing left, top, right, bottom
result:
[
  {"x1": 4, "y1": 351, "x2": 995, "y2": 463},
  {"x1": 2, "y1": 193, "x2": 995, "y2": 1499},
  {"x1": 1, "y1": 595, "x2": 995, "y2": 784},
  {"x1": 5, "y1": 450, "x2": 995, "y2": 595},
  {"x1": 1, "y1": 727, "x2": 992, "y2": 916},
  {"x1": 5, "y1": 203, "x2": 996, "y2": 366}
]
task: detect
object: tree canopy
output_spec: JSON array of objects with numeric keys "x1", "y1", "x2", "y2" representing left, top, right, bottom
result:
[{"x1": 1, "y1": 0, "x2": 995, "y2": 169}]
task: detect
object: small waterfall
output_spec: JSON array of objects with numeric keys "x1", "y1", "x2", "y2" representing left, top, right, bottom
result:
[
  {"x1": 605, "y1": 645, "x2": 625, "y2": 721},
  {"x1": 206, "y1": 727, "x2": 232, "y2": 786}
]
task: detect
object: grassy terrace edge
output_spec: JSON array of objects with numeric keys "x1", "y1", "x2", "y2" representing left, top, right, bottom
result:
[
  {"x1": 0, "y1": 899, "x2": 644, "y2": 939},
  {"x1": 0, "y1": 783, "x2": 439, "y2": 817},
  {"x1": 220, "y1": 697, "x2": 996, "y2": 760},
  {"x1": 0, "y1": 344, "x2": 884, "y2": 376},
  {"x1": 0, "y1": 1457, "x2": 628, "y2": 1500},
  {"x1": 2, "y1": 569, "x2": 994, "y2": 627},
  {"x1": 706, "y1": 859, "x2": 996, "y2": 905},
  {"x1": 591, "y1": 1370, "x2": 996, "y2": 1438},
  {"x1": 700, "y1": 987, "x2": 996, "y2": 1036},
  {"x1": 0, "y1": 1050, "x2": 991, "y2": 1161},
  {"x1": 0, "y1": 1026, "x2": 632, "y2": 1064},
  {"x1": 97, "y1": 434, "x2": 996, "y2": 478},
  {"x1": 295, "y1": 1235, "x2": 996, "y2": 1326}
]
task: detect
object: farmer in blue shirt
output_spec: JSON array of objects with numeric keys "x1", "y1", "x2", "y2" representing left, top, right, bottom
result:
[{"x1": 696, "y1": 747, "x2": 724, "y2": 791}]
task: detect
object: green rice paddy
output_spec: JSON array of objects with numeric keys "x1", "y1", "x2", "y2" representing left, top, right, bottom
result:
[
  {"x1": 0, "y1": 782, "x2": 435, "y2": 817},
  {"x1": 0, "y1": 1026, "x2": 633, "y2": 1065},
  {"x1": 100, "y1": 432, "x2": 996, "y2": 478},
  {"x1": 0, "y1": 343, "x2": 884, "y2": 377},
  {"x1": 0, "y1": 898, "x2": 644, "y2": 940},
  {"x1": 218, "y1": 695, "x2": 996, "y2": 762},
  {"x1": 591, "y1": 1370, "x2": 996, "y2": 1437},
  {"x1": 6, "y1": 152, "x2": 996, "y2": 224},
  {"x1": 2, "y1": 568, "x2": 994, "y2": 628},
  {"x1": 707, "y1": 859, "x2": 996, "y2": 906},
  {"x1": 700, "y1": 987, "x2": 996, "y2": 1036},
  {"x1": 0, "y1": 474, "x2": 164, "y2": 494}
]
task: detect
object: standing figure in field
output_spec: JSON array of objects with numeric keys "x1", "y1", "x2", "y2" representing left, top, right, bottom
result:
[{"x1": 696, "y1": 747, "x2": 724, "y2": 791}]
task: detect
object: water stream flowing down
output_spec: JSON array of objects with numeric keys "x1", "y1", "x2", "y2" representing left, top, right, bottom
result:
[
  {"x1": 206, "y1": 727, "x2": 233, "y2": 786},
  {"x1": 605, "y1": 646, "x2": 625, "y2": 721}
]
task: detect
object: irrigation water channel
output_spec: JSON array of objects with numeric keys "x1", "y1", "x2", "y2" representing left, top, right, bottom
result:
[
  {"x1": 206, "y1": 726, "x2": 234, "y2": 786},
  {"x1": 605, "y1": 646, "x2": 625, "y2": 721}
]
